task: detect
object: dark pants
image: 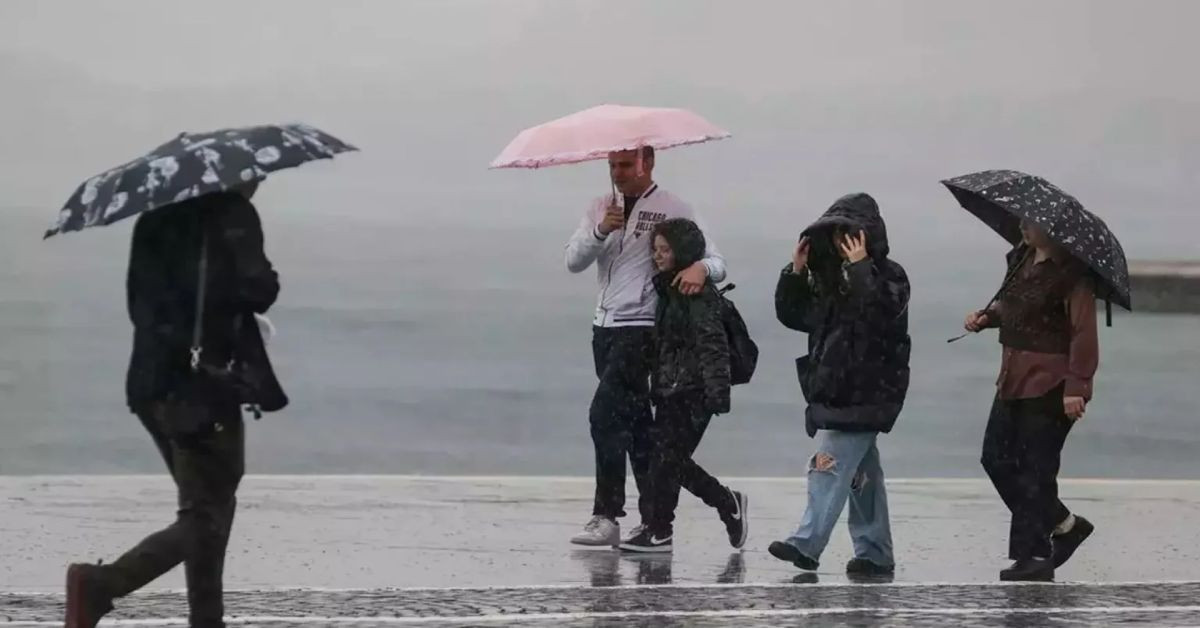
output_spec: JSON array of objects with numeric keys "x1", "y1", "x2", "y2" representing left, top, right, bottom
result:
[
  {"x1": 646, "y1": 392, "x2": 734, "y2": 535},
  {"x1": 590, "y1": 326, "x2": 654, "y2": 520},
  {"x1": 96, "y1": 402, "x2": 245, "y2": 627},
  {"x1": 981, "y1": 387, "x2": 1073, "y2": 561}
]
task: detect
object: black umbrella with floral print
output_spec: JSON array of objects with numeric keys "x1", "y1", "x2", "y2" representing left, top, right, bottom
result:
[
  {"x1": 942, "y1": 169, "x2": 1131, "y2": 311},
  {"x1": 45, "y1": 123, "x2": 356, "y2": 238}
]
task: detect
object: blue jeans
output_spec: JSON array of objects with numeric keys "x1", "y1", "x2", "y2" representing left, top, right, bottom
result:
[{"x1": 785, "y1": 430, "x2": 894, "y2": 566}]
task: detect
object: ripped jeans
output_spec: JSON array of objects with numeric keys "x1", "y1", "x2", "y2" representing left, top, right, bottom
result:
[{"x1": 784, "y1": 430, "x2": 893, "y2": 566}]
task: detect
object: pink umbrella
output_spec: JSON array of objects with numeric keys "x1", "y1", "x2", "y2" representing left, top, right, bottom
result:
[{"x1": 489, "y1": 104, "x2": 731, "y2": 169}]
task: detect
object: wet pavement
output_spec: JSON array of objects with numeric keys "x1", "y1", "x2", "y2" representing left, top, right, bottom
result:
[
  {"x1": 5, "y1": 582, "x2": 1200, "y2": 626},
  {"x1": 3, "y1": 476, "x2": 1200, "y2": 626}
]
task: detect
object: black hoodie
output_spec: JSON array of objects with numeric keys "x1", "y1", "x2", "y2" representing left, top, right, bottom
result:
[
  {"x1": 650, "y1": 218, "x2": 731, "y2": 414},
  {"x1": 775, "y1": 193, "x2": 911, "y2": 436}
]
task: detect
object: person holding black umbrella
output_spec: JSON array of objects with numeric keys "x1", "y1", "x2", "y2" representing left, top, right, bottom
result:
[
  {"x1": 944, "y1": 170, "x2": 1129, "y2": 583},
  {"x1": 54, "y1": 124, "x2": 356, "y2": 628},
  {"x1": 67, "y1": 184, "x2": 283, "y2": 628},
  {"x1": 965, "y1": 220, "x2": 1098, "y2": 582}
]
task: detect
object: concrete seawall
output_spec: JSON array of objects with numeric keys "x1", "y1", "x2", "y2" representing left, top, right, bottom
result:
[{"x1": 1130, "y1": 261, "x2": 1200, "y2": 314}]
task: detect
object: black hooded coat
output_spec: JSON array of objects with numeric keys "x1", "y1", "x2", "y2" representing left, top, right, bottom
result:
[{"x1": 775, "y1": 193, "x2": 911, "y2": 437}]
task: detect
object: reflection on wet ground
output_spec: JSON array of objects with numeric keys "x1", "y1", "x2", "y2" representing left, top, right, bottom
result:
[{"x1": 7, "y1": 477, "x2": 1200, "y2": 591}]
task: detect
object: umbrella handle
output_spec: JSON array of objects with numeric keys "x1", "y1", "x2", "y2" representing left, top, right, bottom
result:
[
  {"x1": 948, "y1": 246, "x2": 1033, "y2": 345},
  {"x1": 946, "y1": 331, "x2": 972, "y2": 343},
  {"x1": 947, "y1": 299, "x2": 998, "y2": 344}
]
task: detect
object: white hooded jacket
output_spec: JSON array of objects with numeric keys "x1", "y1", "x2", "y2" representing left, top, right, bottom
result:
[{"x1": 564, "y1": 184, "x2": 726, "y2": 328}]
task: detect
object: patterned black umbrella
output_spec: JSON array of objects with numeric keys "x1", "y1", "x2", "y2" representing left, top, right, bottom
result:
[
  {"x1": 45, "y1": 123, "x2": 357, "y2": 238},
  {"x1": 941, "y1": 169, "x2": 1131, "y2": 311}
]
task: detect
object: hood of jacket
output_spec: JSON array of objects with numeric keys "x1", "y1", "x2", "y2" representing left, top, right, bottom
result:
[
  {"x1": 653, "y1": 217, "x2": 707, "y2": 273},
  {"x1": 801, "y1": 192, "x2": 890, "y2": 261}
]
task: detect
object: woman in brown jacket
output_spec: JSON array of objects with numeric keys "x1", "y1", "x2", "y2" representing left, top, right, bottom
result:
[{"x1": 965, "y1": 219, "x2": 1098, "y2": 582}]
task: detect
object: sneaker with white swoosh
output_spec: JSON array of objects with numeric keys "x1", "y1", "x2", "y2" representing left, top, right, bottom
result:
[
  {"x1": 619, "y1": 528, "x2": 674, "y2": 553},
  {"x1": 720, "y1": 489, "x2": 749, "y2": 549}
]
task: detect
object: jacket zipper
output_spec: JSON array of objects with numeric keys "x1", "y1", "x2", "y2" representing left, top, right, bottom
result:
[
  {"x1": 597, "y1": 231, "x2": 623, "y2": 323},
  {"x1": 597, "y1": 184, "x2": 657, "y2": 325},
  {"x1": 599, "y1": 197, "x2": 632, "y2": 324}
]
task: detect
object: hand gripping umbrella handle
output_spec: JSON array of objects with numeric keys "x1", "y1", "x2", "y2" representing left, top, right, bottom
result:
[{"x1": 947, "y1": 246, "x2": 1033, "y2": 344}]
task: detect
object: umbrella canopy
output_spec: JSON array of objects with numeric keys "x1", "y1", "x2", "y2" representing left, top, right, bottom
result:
[
  {"x1": 489, "y1": 104, "x2": 730, "y2": 169},
  {"x1": 941, "y1": 169, "x2": 1130, "y2": 310},
  {"x1": 46, "y1": 123, "x2": 357, "y2": 238}
]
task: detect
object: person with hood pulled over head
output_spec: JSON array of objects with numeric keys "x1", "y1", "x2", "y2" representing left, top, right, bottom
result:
[
  {"x1": 618, "y1": 218, "x2": 748, "y2": 553},
  {"x1": 767, "y1": 193, "x2": 911, "y2": 578}
]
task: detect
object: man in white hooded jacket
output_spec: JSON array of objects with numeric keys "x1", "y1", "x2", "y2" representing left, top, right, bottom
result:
[{"x1": 564, "y1": 146, "x2": 726, "y2": 546}]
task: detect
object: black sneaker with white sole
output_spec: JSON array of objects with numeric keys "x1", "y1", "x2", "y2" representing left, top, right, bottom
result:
[
  {"x1": 720, "y1": 489, "x2": 749, "y2": 549},
  {"x1": 619, "y1": 528, "x2": 674, "y2": 553}
]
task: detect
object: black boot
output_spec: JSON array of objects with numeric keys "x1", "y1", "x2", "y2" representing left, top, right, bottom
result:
[
  {"x1": 999, "y1": 557, "x2": 1054, "y2": 582},
  {"x1": 1052, "y1": 515, "x2": 1094, "y2": 568},
  {"x1": 846, "y1": 557, "x2": 896, "y2": 580},
  {"x1": 768, "y1": 541, "x2": 819, "y2": 571}
]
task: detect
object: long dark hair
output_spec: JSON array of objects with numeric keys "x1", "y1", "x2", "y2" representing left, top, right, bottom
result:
[{"x1": 805, "y1": 227, "x2": 849, "y2": 297}]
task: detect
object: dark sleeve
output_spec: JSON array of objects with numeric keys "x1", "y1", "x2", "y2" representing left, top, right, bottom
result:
[
  {"x1": 843, "y1": 259, "x2": 877, "y2": 315},
  {"x1": 844, "y1": 259, "x2": 909, "y2": 320},
  {"x1": 775, "y1": 263, "x2": 817, "y2": 332},
  {"x1": 690, "y1": 293, "x2": 731, "y2": 414},
  {"x1": 216, "y1": 198, "x2": 279, "y2": 313},
  {"x1": 1064, "y1": 279, "x2": 1099, "y2": 399},
  {"x1": 126, "y1": 216, "x2": 169, "y2": 332}
]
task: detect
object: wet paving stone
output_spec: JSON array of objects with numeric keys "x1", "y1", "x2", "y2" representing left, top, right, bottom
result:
[{"x1": 5, "y1": 581, "x2": 1200, "y2": 627}]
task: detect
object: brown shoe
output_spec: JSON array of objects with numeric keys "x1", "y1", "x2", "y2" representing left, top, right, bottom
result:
[{"x1": 65, "y1": 563, "x2": 113, "y2": 628}]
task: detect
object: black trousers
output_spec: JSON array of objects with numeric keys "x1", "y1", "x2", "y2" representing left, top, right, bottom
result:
[
  {"x1": 589, "y1": 326, "x2": 654, "y2": 520},
  {"x1": 981, "y1": 387, "x2": 1074, "y2": 560},
  {"x1": 646, "y1": 392, "x2": 734, "y2": 535},
  {"x1": 97, "y1": 402, "x2": 245, "y2": 627}
]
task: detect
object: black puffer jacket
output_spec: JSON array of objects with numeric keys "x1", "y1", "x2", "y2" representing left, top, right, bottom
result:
[
  {"x1": 775, "y1": 193, "x2": 911, "y2": 437},
  {"x1": 651, "y1": 218, "x2": 732, "y2": 415}
]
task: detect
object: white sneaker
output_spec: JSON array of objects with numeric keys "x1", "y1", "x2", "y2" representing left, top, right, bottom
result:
[
  {"x1": 570, "y1": 515, "x2": 620, "y2": 547},
  {"x1": 622, "y1": 524, "x2": 646, "y2": 544}
]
